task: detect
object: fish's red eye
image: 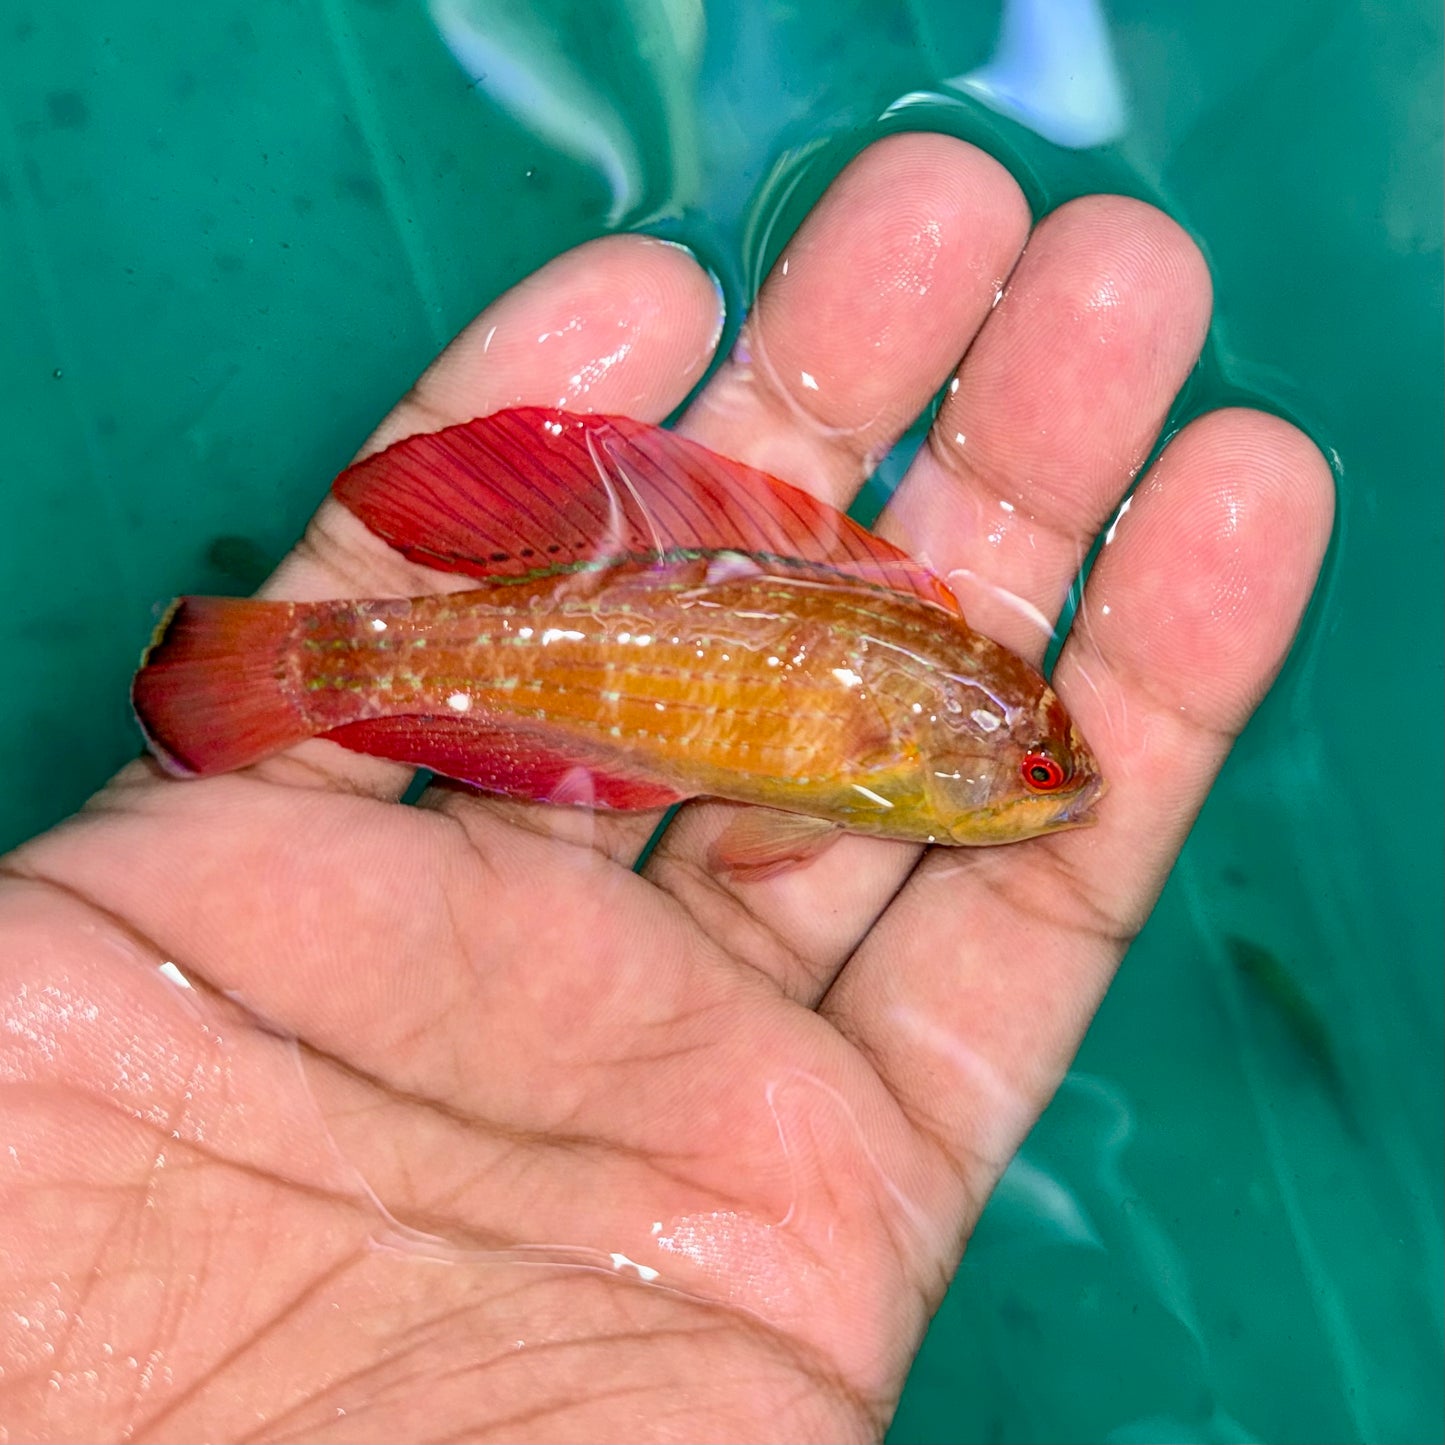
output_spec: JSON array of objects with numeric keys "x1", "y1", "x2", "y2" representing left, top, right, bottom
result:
[{"x1": 1022, "y1": 751, "x2": 1068, "y2": 792}]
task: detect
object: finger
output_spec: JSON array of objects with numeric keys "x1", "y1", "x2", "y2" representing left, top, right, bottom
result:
[
  {"x1": 822, "y1": 409, "x2": 1334, "y2": 1216},
  {"x1": 887, "y1": 194, "x2": 1214, "y2": 659},
  {"x1": 679, "y1": 131, "x2": 1031, "y2": 505},
  {"x1": 644, "y1": 133, "x2": 1032, "y2": 965},
  {"x1": 169, "y1": 235, "x2": 724, "y2": 804},
  {"x1": 650, "y1": 195, "x2": 1213, "y2": 1003}
]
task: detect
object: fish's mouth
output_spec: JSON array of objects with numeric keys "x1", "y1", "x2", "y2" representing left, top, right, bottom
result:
[
  {"x1": 1052, "y1": 772, "x2": 1105, "y2": 829},
  {"x1": 944, "y1": 770, "x2": 1106, "y2": 844},
  {"x1": 1051, "y1": 719, "x2": 1105, "y2": 829}
]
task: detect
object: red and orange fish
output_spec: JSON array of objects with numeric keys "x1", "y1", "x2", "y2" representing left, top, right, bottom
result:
[{"x1": 131, "y1": 409, "x2": 1102, "y2": 875}]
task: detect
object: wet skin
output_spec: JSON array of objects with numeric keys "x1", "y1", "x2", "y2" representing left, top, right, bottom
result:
[{"x1": 0, "y1": 134, "x2": 1332, "y2": 1442}]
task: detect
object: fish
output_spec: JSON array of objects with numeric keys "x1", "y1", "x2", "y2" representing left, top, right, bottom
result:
[{"x1": 131, "y1": 408, "x2": 1103, "y2": 877}]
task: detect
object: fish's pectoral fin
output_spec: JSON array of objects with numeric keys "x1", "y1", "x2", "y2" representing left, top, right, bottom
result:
[
  {"x1": 320, "y1": 715, "x2": 685, "y2": 810},
  {"x1": 708, "y1": 807, "x2": 843, "y2": 882}
]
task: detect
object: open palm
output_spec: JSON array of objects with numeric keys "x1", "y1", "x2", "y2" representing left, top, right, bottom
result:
[{"x1": 1, "y1": 135, "x2": 1331, "y2": 1443}]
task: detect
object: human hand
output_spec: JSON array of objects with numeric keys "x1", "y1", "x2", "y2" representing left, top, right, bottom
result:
[{"x1": 0, "y1": 133, "x2": 1332, "y2": 1442}]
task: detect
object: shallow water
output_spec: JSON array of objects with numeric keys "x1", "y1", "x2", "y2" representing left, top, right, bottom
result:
[{"x1": 1, "y1": 1, "x2": 1440, "y2": 1440}]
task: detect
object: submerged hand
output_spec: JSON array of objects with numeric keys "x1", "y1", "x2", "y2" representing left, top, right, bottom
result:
[{"x1": 0, "y1": 134, "x2": 1331, "y2": 1442}]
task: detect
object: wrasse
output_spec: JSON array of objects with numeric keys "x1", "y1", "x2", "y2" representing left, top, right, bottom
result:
[{"x1": 132, "y1": 409, "x2": 1102, "y2": 876}]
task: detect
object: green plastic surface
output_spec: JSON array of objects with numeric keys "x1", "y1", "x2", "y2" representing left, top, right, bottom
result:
[{"x1": 2, "y1": 2, "x2": 1440, "y2": 1440}]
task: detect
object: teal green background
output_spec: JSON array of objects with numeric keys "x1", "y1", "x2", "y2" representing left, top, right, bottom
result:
[{"x1": 1, "y1": 2, "x2": 1440, "y2": 1441}]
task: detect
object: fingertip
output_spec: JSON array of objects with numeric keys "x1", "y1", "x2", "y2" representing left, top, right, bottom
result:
[
  {"x1": 1178, "y1": 405, "x2": 1336, "y2": 546},
  {"x1": 855, "y1": 130, "x2": 1034, "y2": 233},
  {"x1": 1025, "y1": 194, "x2": 1215, "y2": 371},
  {"x1": 683, "y1": 131, "x2": 1035, "y2": 501},
  {"x1": 382, "y1": 232, "x2": 725, "y2": 447},
  {"x1": 610, "y1": 231, "x2": 728, "y2": 356},
  {"x1": 793, "y1": 132, "x2": 1034, "y2": 301},
  {"x1": 1078, "y1": 405, "x2": 1336, "y2": 734},
  {"x1": 1045, "y1": 193, "x2": 1212, "y2": 298},
  {"x1": 924, "y1": 191, "x2": 1218, "y2": 560},
  {"x1": 1135, "y1": 407, "x2": 1337, "y2": 601}
]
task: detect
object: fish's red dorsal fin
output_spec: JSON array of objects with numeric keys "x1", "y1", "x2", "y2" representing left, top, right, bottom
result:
[{"x1": 332, "y1": 408, "x2": 959, "y2": 612}]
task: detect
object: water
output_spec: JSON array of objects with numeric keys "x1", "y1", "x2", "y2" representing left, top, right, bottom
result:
[{"x1": 1, "y1": 1, "x2": 1440, "y2": 1440}]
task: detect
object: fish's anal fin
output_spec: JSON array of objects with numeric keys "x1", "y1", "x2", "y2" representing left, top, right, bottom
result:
[
  {"x1": 709, "y1": 807, "x2": 843, "y2": 882},
  {"x1": 320, "y1": 715, "x2": 685, "y2": 811},
  {"x1": 331, "y1": 408, "x2": 960, "y2": 613}
]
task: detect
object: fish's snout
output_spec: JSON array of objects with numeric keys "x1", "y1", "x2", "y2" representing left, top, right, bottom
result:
[
  {"x1": 1058, "y1": 718, "x2": 1104, "y2": 826},
  {"x1": 1057, "y1": 770, "x2": 1104, "y2": 827}
]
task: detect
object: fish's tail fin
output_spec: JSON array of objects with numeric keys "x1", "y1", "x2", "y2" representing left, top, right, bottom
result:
[{"x1": 131, "y1": 597, "x2": 313, "y2": 776}]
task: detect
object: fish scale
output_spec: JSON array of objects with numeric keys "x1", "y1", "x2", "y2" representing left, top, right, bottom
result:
[
  {"x1": 289, "y1": 564, "x2": 901, "y2": 789},
  {"x1": 132, "y1": 408, "x2": 1102, "y2": 866}
]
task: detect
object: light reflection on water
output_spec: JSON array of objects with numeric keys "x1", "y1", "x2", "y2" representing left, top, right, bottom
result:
[
  {"x1": 429, "y1": 0, "x2": 704, "y2": 224},
  {"x1": 948, "y1": 0, "x2": 1128, "y2": 148}
]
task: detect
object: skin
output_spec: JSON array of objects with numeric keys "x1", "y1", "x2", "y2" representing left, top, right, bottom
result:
[{"x1": 0, "y1": 134, "x2": 1333, "y2": 1442}]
